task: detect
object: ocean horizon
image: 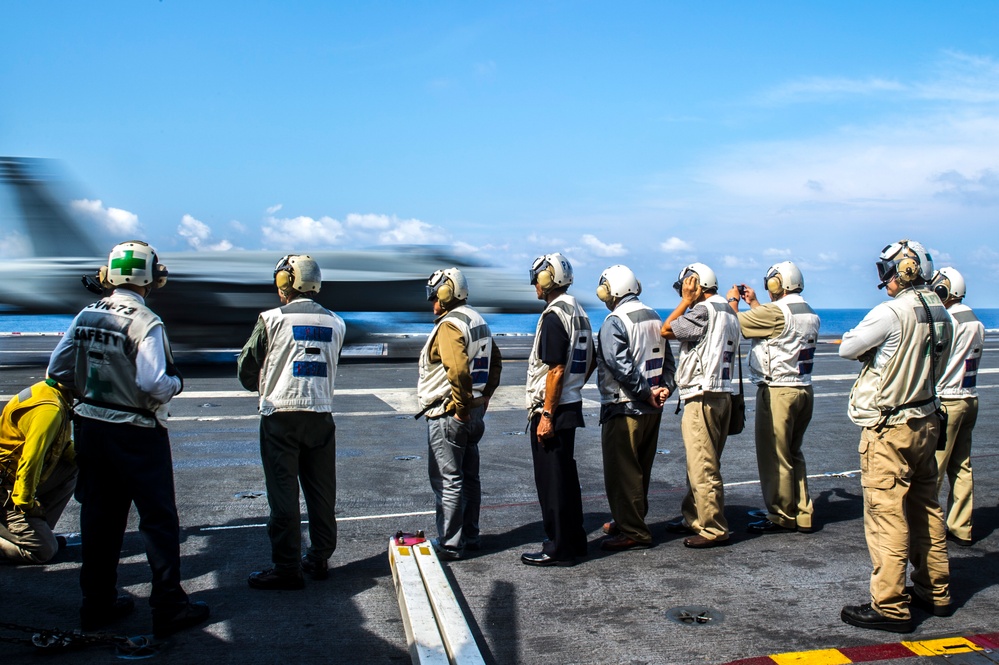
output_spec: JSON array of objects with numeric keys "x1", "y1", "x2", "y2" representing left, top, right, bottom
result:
[{"x1": 4, "y1": 308, "x2": 999, "y2": 339}]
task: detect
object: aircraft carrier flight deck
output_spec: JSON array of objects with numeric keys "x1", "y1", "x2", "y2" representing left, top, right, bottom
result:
[{"x1": 2, "y1": 332, "x2": 998, "y2": 665}]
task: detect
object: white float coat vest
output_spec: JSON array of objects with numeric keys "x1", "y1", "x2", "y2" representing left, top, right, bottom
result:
[
  {"x1": 847, "y1": 287, "x2": 952, "y2": 427},
  {"x1": 749, "y1": 295, "x2": 821, "y2": 387},
  {"x1": 938, "y1": 303, "x2": 984, "y2": 399},
  {"x1": 597, "y1": 299, "x2": 665, "y2": 405},
  {"x1": 68, "y1": 293, "x2": 175, "y2": 428},
  {"x1": 257, "y1": 299, "x2": 345, "y2": 416},
  {"x1": 417, "y1": 305, "x2": 494, "y2": 418},
  {"x1": 526, "y1": 293, "x2": 593, "y2": 412},
  {"x1": 675, "y1": 295, "x2": 741, "y2": 400}
]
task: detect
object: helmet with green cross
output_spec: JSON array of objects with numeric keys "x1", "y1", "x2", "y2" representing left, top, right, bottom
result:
[{"x1": 106, "y1": 240, "x2": 169, "y2": 289}]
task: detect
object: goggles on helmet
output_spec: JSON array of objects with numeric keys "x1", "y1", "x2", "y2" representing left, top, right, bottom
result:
[
  {"x1": 426, "y1": 270, "x2": 446, "y2": 301},
  {"x1": 273, "y1": 255, "x2": 293, "y2": 279},
  {"x1": 876, "y1": 242, "x2": 907, "y2": 286},
  {"x1": 673, "y1": 267, "x2": 696, "y2": 296},
  {"x1": 529, "y1": 256, "x2": 548, "y2": 285}
]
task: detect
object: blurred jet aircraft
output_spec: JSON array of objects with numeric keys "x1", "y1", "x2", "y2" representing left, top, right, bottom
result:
[{"x1": 0, "y1": 157, "x2": 541, "y2": 348}]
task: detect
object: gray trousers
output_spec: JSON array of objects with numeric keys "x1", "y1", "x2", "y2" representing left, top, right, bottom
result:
[
  {"x1": 427, "y1": 406, "x2": 484, "y2": 551},
  {"x1": 260, "y1": 411, "x2": 338, "y2": 571},
  {"x1": 1, "y1": 459, "x2": 78, "y2": 564}
]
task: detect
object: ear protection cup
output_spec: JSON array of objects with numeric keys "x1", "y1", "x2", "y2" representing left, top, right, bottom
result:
[
  {"x1": 897, "y1": 256, "x2": 919, "y2": 284},
  {"x1": 536, "y1": 269, "x2": 554, "y2": 292},
  {"x1": 766, "y1": 274, "x2": 783, "y2": 295},
  {"x1": 98, "y1": 265, "x2": 112, "y2": 290},
  {"x1": 437, "y1": 281, "x2": 454, "y2": 305},
  {"x1": 275, "y1": 268, "x2": 293, "y2": 291},
  {"x1": 151, "y1": 261, "x2": 168, "y2": 289},
  {"x1": 596, "y1": 283, "x2": 612, "y2": 302},
  {"x1": 933, "y1": 280, "x2": 950, "y2": 301}
]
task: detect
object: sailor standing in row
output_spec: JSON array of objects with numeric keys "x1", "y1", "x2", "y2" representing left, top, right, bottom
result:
[
  {"x1": 931, "y1": 267, "x2": 985, "y2": 547},
  {"x1": 661, "y1": 263, "x2": 740, "y2": 549},
  {"x1": 522, "y1": 253, "x2": 593, "y2": 567},
  {"x1": 239, "y1": 255, "x2": 345, "y2": 590},
  {"x1": 417, "y1": 267, "x2": 502, "y2": 561},
  {"x1": 594, "y1": 265, "x2": 673, "y2": 552},
  {"x1": 47, "y1": 240, "x2": 210, "y2": 637},
  {"x1": 840, "y1": 239, "x2": 953, "y2": 633},
  {"x1": 726, "y1": 261, "x2": 820, "y2": 534}
]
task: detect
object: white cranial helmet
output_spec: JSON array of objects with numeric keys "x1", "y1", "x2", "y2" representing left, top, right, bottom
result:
[
  {"x1": 596, "y1": 264, "x2": 641, "y2": 302},
  {"x1": 426, "y1": 267, "x2": 469, "y2": 305},
  {"x1": 765, "y1": 261, "x2": 804, "y2": 294},
  {"x1": 877, "y1": 239, "x2": 934, "y2": 287},
  {"x1": 106, "y1": 240, "x2": 168, "y2": 288},
  {"x1": 932, "y1": 267, "x2": 967, "y2": 301},
  {"x1": 673, "y1": 262, "x2": 718, "y2": 295},
  {"x1": 274, "y1": 255, "x2": 322, "y2": 293},
  {"x1": 530, "y1": 252, "x2": 573, "y2": 292}
]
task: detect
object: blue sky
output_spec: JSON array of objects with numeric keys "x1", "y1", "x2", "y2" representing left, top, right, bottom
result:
[{"x1": 2, "y1": 2, "x2": 999, "y2": 308}]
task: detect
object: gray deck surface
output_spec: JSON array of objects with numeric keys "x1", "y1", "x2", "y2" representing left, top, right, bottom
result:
[{"x1": 1, "y1": 332, "x2": 997, "y2": 664}]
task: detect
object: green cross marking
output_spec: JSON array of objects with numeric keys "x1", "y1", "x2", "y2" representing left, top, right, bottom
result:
[
  {"x1": 110, "y1": 250, "x2": 146, "y2": 275},
  {"x1": 86, "y1": 368, "x2": 114, "y2": 401}
]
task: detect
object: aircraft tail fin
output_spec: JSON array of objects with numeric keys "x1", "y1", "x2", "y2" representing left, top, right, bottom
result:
[{"x1": 0, "y1": 156, "x2": 103, "y2": 258}]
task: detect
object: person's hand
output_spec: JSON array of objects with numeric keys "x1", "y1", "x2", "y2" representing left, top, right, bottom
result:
[
  {"x1": 742, "y1": 285, "x2": 759, "y2": 306},
  {"x1": 537, "y1": 413, "x2": 554, "y2": 440},
  {"x1": 647, "y1": 386, "x2": 667, "y2": 408},
  {"x1": 681, "y1": 274, "x2": 702, "y2": 302}
]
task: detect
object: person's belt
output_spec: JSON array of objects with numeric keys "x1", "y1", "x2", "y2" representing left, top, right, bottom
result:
[
  {"x1": 79, "y1": 397, "x2": 157, "y2": 420},
  {"x1": 875, "y1": 396, "x2": 937, "y2": 431}
]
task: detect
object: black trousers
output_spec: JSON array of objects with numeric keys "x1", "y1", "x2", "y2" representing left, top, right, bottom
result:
[
  {"x1": 260, "y1": 412, "x2": 338, "y2": 571},
  {"x1": 74, "y1": 417, "x2": 188, "y2": 614},
  {"x1": 529, "y1": 416, "x2": 587, "y2": 559}
]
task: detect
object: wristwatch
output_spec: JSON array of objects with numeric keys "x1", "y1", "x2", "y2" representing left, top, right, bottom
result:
[{"x1": 541, "y1": 410, "x2": 553, "y2": 420}]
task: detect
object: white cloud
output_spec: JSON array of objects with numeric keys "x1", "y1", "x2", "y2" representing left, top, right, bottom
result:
[
  {"x1": 581, "y1": 234, "x2": 626, "y2": 257},
  {"x1": 266, "y1": 204, "x2": 283, "y2": 215},
  {"x1": 345, "y1": 213, "x2": 392, "y2": 230},
  {"x1": 378, "y1": 218, "x2": 440, "y2": 245},
  {"x1": 761, "y1": 76, "x2": 907, "y2": 104},
  {"x1": 259, "y1": 210, "x2": 446, "y2": 249},
  {"x1": 660, "y1": 237, "x2": 693, "y2": 252},
  {"x1": 262, "y1": 214, "x2": 345, "y2": 249},
  {"x1": 916, "y1": 51, "x2": 999, "y2": 103},
  {"x1": 71, "y1": 198, "x2": 140, "y2": 235},
  {"x1": 764, "y1": 248, "x2": 792, "y2": 257},
  {"x1": 178, "y1": 214, "x2": 233, "y2": 251}
]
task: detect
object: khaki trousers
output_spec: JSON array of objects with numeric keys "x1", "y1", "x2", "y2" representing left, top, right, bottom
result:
[
  {"x1": 859, "y1": 416, "x2": 950, "y2": 620},
  {"x1": 680, "y1": 393, "x2": 731, "y2": 541},
  {"x1": 755, "y1": 385, "x2": 814, "y2": 529},
  {"x1": 601, "y1": 412, "x2": 662, "y2": 543},
  {"x1": 936, "y1": 397, "x2": 977, "y2": 541}
]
